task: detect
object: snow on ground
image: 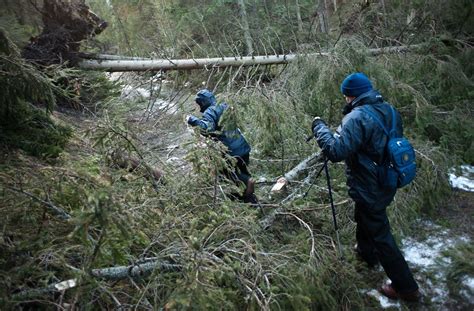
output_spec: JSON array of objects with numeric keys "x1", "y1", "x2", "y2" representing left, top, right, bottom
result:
[
  {"x1": 366, "y1": 220, "x2": 472, "y2": 309},
  {"x1": 449, "y1": 165, "x2": 474, "y2": 192},
  {"x1": 401, "y1": 221, "x2": 472, "y2": 306},
  {"x1": 366, "y1": 289, "x2": 400, "y2": 309},
  {"x1": 108, "y1": 73, "x2": 182, "y2": 115},
  {"x1": 460, "y1": 276, "x2": 474, "y2": 303}
]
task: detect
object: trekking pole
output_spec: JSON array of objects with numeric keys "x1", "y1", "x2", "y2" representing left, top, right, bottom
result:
[
  {"x1": 323, "y1": 158, "x2": 344, "y2": 260},
  {"x1": 302, "y1": 157, "x2": 329, "y2": 198},
  {"x1": 306, "y1": 135, "x2": 344, "y2": 259}
]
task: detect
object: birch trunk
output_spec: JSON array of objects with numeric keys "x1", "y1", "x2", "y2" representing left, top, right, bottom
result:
[{"x1": 79, "y1": 45, "x2": 417, "y2": 72}]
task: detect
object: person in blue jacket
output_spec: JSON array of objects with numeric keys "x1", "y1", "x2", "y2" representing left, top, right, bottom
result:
[
  {"x1": 187, "y1": 89, "x2": 256, "y2": 203},
  {"x1": 311, "y1": 73, "x2": 420, "y2": 301}
]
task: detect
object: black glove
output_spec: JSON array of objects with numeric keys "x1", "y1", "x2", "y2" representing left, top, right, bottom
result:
[{"x1": 311, "y1": 117, "x2": 326, "y2": 131}]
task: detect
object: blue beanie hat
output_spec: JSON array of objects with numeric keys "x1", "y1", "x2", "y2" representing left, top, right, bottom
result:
[{"x1": 340, "y1": 73, "x2": 373, "y2": 97}]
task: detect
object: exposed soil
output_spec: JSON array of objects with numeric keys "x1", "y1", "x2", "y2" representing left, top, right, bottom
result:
[
  {"x1": 436, "y1": 191, "x2": 474, "y2": 236},
  {"x1": 21, "y1": 0, "x2": 107, "y2": 66}
]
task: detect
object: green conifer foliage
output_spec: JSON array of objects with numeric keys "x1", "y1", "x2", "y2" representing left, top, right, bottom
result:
[{"x1": 0, "y1": 29, "x2": 71, "y2": 158}]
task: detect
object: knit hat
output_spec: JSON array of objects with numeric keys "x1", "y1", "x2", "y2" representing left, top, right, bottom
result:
[{"x1": 340, "y1": 73, "x2": 373, "y2": 97}]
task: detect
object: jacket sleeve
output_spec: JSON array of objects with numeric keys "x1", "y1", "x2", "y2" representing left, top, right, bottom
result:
[
  {"x1": 189, "y1": 106, "x2": 222, "y2": 132},
  {"x1": 313, "y1": 113, "x2": 365, "y2": 162}
]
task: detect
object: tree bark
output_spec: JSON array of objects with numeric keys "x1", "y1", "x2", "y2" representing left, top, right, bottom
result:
[
  {"x1": 91, "y1": 261, "x2": 181, "y2": 280},
  {"x1": 261, "y1": 152, "x2": 324, "y2": 229},
  {"x1": 79, "y1": 45, "x2": 418, "y2": 72},
  {"x1": 12, "y1": 260, "x2": 181, "y2": 299},
  {"x1": 296, "y1": 0, "x2": 304, "y2": 32},
  {"x1": 237, "y1": 0, "x2": 254, "y2": 55},
  {"x1": 317, "y1": 0, "x2": 329, "y2": 33},
  {"x1": 111, "y1": 151, "x2": 163, "y2": 182}
]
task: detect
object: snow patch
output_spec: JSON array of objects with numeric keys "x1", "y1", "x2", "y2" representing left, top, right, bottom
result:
[
  {"x1": 460, "y1": 276, "x2": 474, "y2": 302},
  {"x1": 463, "y1": 277, "x2": 474, "y2": 291},
  {"x1": 118, "y1": 85, "x2": 179, "y2": 114},
  {"x1": 449, "y1": 165, "x2": 474, "y2": 192},
  {"x1": 400, "y1": 220, "x2": 472, "y2": 306},
  {"x1": 402, "y1": 236, "x2": 454, "y2": 267},
  {"x1": 121, "y1": 86, "x2": 151, "y2": 100},
  {"x1": 166, "y1": 156, "x2": 185, "y2": 166},
  {"x1": 366, "y1": 289, "x2": 401, "y2": 309}
]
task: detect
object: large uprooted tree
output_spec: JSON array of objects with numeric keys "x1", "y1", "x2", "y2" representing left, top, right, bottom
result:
[{"x1": 22, "y1": 0, "x2": 107, "y2": 66}]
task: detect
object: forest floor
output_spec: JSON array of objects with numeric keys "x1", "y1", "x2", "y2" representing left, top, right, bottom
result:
[
  {"x1": 87, "y1": 76, "x2": 474, "y2": 310},
  {"x1": 2, "y1": 75, "x2": 472, "y2": 309}
]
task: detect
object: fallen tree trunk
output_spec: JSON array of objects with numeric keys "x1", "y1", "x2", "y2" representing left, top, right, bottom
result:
[
  {"x1": 280, "y1": 152, "x2": 322, "y2": 183},
  {"x1": 111, "y1": 151, "x2": 164, "y2": 183},
  {"x1": 79, "y1": 45, "x2": 418, "y2": 72},
  {"x1": 271, "y1": 152, "x2": 322, "y2": 192},
  {"x1": 12, "y1": 279, "x2": 77, "y2": 301},
  {"x1": 261, "y1": 152, "x2": 324, "y2": 229},
  {"x1": 81, "y1": 54, "x2": 152, "y2": 61},
  {"x1": 79, "y1": 54, "x2": 301, "y2": 72},
  {"x1": 91, "y1": 260, "x2": 181, "y2": 280},
  {"x1": 12, "y1": 260, "x2": 181, "y2": 300}
]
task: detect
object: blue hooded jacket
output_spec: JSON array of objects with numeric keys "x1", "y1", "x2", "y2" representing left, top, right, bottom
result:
[
  {"x1": 188, "y1": 90, "x2": 251, "y2": 157},
  {"x1": 313, "y1": 90, "x2": 403, "y2": 207}
]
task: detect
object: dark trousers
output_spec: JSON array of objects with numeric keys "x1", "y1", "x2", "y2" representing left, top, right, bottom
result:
[
  {"x1": 354, "y1": 201, "x2": 418, "y2": 293},
  {"x1": 233, "y1": 153, "x2": 251, "y2": 186},
  {"x1": 223, "y1": 153, "x2": 251, "y2": 186}
]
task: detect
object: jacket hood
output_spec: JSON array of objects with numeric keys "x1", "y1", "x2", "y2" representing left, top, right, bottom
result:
[{"x1": 195, "y1": 89, "x2": 217, "y2": 112}]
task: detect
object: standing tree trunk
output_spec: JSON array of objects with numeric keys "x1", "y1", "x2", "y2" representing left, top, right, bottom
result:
[
  {"x1": 237, "y1": 0, "x2": 254, "y2": 55},
  {"x1": 296, "y1": 0, "x2": 304, "y2": 32},
  {"x1": 317, "y1": 0, "x2": 329, "y2": 34},
  {"x1": 381, "y1": 0, "x2": 388, "y2": 27}
]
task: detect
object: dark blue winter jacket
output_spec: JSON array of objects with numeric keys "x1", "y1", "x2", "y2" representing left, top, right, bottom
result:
[
  {"x1": 313, "y1": 90, "x2": 403, "y2": 207},
  {"x1": 188, "y1": 92, "x2": 251, "y2": 157}
]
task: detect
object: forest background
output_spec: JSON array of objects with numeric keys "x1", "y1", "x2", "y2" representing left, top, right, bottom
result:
[{"x1": 0, "y1": 0, "x2": 473, "y2": 309}]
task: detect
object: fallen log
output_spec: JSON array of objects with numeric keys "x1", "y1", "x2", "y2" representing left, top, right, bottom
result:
[
  {"x1": 12, "y1": 260, "x2": 181, "y2": 300},
  {"x1": 12, "y1": 279, "x2": 77, "y2": 301},
  {"x1": 261, "y1": 152, "x2": 324, "y2": 229},
  {"x1": 111, "y1": 151, "x2": 163, "y2": 183},
  {"x1": 91, "y1": 261, "x2": 181, "y2": 280},
  {"x1": 79, "y1": 54, "x2": 300, "y2": 72},
  {"x1": 270, "y1": 152, "x2": 322, "y2": 193},
  {"x1": 81, "y1": 54, "x2": 152, "y2": 61},
  {"x1": 78, "y1": 45, "x2": 419, "y2": 72}
]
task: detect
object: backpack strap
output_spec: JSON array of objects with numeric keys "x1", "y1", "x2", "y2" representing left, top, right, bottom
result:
[
  {"x1": 360, "y1": 104, "x2": 398, "y2": 138},
  {"x1": 360, "y1": 105, "x2": 389, "y2": 136},
  {"x1": 388, "y1": 105, "x2": 397, "y2": 138}
]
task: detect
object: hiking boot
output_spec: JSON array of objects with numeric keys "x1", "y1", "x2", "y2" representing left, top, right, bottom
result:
[
  {"x1": 243, "y1": 193, "x2": 259, "y2": 205},
  {"x1": 379, "y1": 283, "x2": 420, "y2": 302}
]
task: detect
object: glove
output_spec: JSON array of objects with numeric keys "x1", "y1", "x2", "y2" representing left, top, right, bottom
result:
[
  {"x1": 311, "y1": 117, "x2": 326, "y2": 131},
  {"x1": 186, "y1": 115, "x2": 198, "y2": 126}
]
